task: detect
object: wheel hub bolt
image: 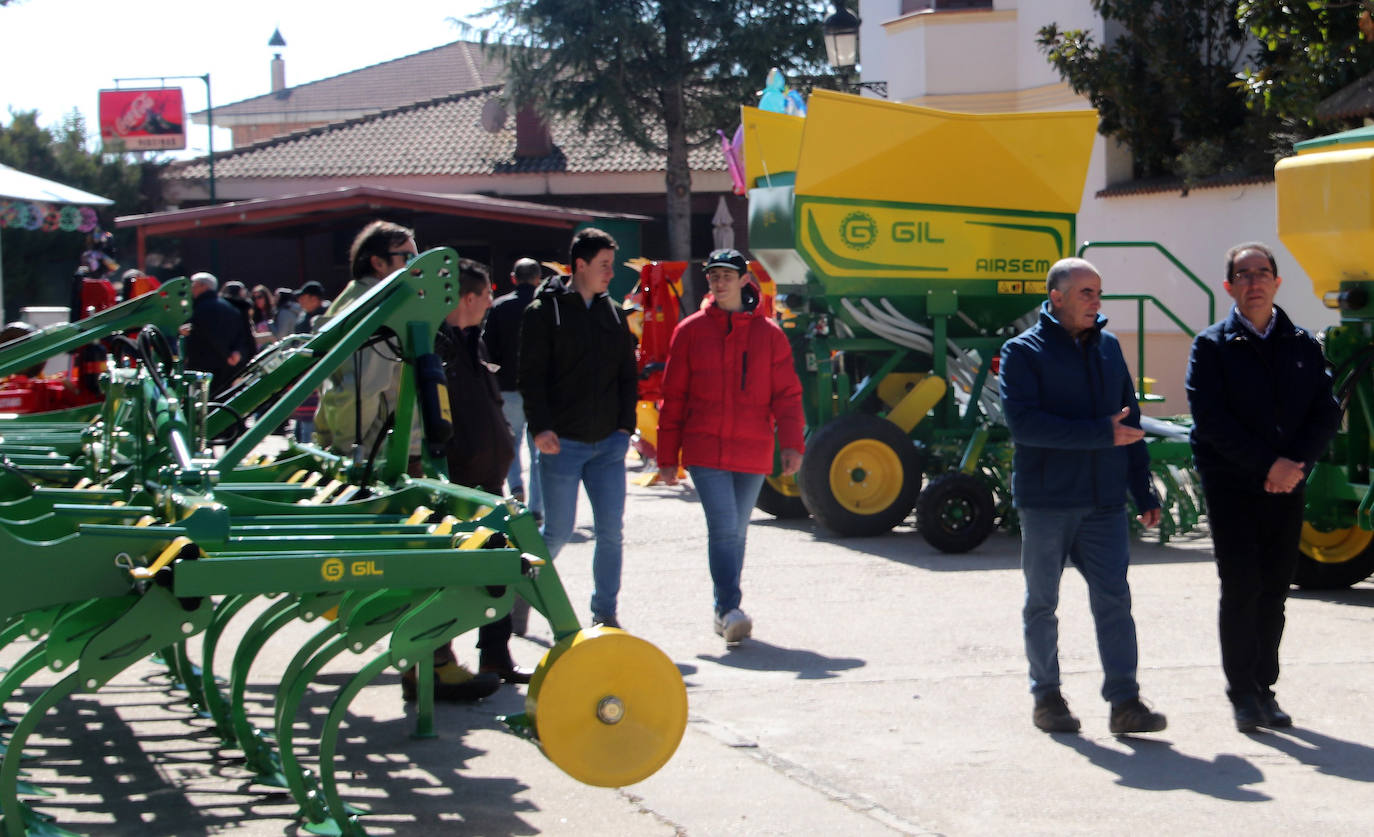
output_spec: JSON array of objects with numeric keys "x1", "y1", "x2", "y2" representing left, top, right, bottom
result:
[{"x1": 597, "y1": 696, "x2": 625, "y2": 725}]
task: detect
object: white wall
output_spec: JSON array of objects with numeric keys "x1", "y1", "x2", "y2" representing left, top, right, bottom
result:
[{"x1": 858, "y1": 0, "x2": 1338, "y2": 413}]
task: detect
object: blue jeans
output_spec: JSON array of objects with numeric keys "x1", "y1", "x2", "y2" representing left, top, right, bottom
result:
[
  {"x1": 501, "y1": 391, "x2": 542, "y2": 514},
  {"x1": 687, "y1": 467, "x2": 766, "y2": 615},
  {"x1": 1019, "y1": 505, "x2": 1140, "y2": 705},
  {"x1": 539, "y1": 432, "x2": 630, "y2": 619}
]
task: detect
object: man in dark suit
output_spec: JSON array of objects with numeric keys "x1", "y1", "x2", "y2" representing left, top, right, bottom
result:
[{"x1": 184, "y1": 272, "x2": 254, "y2": 398}]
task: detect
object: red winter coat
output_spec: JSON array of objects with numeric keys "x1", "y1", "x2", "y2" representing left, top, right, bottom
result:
[{"x1": 656, "y1": 297, "x2": 804, "y2": 474}]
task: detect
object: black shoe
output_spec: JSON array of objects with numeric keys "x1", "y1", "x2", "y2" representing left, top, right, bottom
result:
[
  {"x1": 1110, "y1": 697, "x2": 1167, "y2": 734},
  {"x1": 480, "y1": 662, "x2": 535, "y2": 685},
  {"x1": 1033, "y1": 691, "x2": 1081, "y2": 733},
  {"x1": 591, "y1": 613, "x2": 621, "y2": 630},
  {"x1": 1260, "y1": 694, "x2": 1293, "y2": 728},
  {"x1": 1233, "y1": 694, "x2": 1264, "y2": 732}
]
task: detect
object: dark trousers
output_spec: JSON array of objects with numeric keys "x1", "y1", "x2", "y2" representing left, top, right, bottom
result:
[{"x1": 1202, "y1": 480, "x2": 1304, "y2": 703}]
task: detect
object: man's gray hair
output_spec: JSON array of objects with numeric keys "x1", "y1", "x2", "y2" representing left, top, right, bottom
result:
[
  {"x1": 190, "y1": 271, "x2": 219, "y2": 292},
  {"x1": 512, "y1": 257, "x2": 542, "y2": 285},
  {"x1": 1046, "y1": 258, "x2": 1099, "y2": 295}
]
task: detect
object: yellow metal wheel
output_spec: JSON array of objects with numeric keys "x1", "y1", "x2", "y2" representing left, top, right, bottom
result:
[
  {"x1": 828, "y1": 439, "x2": 903, "y2": 514},
  {"x1": 1300, "y1": 522, "x2": 1374, "y2": 564},
  {"x1": 766, "y1": 473, "x2": 801, "y2": 498},
  {"x1": 527, "y1": 627, "x2": 687, "y2": 787}
]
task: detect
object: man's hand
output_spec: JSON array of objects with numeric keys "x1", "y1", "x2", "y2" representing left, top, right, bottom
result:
[
  {"x1": 1265, "y1": 457, "x2": 1306, "y2": 494},
  {"x1": 1137, "y1": 507, "x2": 1162, "y2": 529},
  {"x1": 227, "y1": 351, "x2": 242, "y2": 367},
  {"x1": 178, "y1": 323, "x2": 192, "y2": 337},
  {"x1": 1111, "y1": 407, "x2": 1145, "y2": 446},
  {"x1": 780, "y1": 448, "x2": 803, "y2": 476},
  {"x1": 534, "y1": 430, "x2": 560, "y2": 455},
  {"x1": 658, "y1": 467, "x2": 679, "y2": 486}
]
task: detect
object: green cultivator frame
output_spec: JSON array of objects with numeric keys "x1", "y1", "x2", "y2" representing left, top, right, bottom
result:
[{"x1": 0, "y1": 249, "x2": 687, "y2": 835}]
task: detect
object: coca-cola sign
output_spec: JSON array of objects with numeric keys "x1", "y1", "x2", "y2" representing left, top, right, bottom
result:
[{"x1": 98, "y1": 88, "x2": 186, "y2": 151}]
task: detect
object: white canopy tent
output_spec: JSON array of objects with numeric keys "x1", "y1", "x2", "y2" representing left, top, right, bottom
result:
[{"x1": 0, "y1": 162, "x2": 114, "y2": 320}]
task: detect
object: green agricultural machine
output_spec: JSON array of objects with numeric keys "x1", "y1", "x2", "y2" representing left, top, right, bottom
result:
[
  {"x1": 743, "y1": 90, "x2": 1205, "y2": 551},
  {"x1": 0, "y1": 249, "x2": 688, "y2": 836},
  {"x1": 1278, "y1": 125, "x2": 1374, "y2": 589}
]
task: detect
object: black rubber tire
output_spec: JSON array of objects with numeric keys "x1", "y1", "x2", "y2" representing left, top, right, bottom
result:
[
  {"x1": 1293, "y1": 539, "x2": 1374, "y2": 589},
  {"x1": 798, "y1": 414, "x2": 922, "y2": 537},
  {"x1": 756, "y1": 475, "x2": 810, "y2": 519},
  {"x1": 915, "y1": 471, "x2": 997, "y2": 554}
]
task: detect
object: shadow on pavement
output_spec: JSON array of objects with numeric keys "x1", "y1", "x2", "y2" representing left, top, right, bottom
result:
[
  {"x1": 15, "y1": 673, "x2": 548, "y2": 836},
  {"x1": 1058, "y1": 734, "x2": 1269, "y2": 801},
  {"x1": 1250, "y1": 726, "x2": 1374, "y2": 782},
  {"x1": 1290, "y1": 584, "x2": 1374, "y2": 608},
  {"x1": 695, "y1": 640, "x2": 864, "y2": 680}
]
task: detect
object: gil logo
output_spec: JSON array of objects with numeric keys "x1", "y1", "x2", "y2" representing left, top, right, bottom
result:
[
  {"x1": 839, "y1": 211, "x2": 877, "y2": 250},
  {"x1": 321, "y1": 558, "x2": 345, "y2": 583}
]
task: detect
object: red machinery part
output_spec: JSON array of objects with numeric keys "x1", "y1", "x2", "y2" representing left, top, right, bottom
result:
[{"x1": 0, "y1": 374, "x2": 99, "y2": 414}]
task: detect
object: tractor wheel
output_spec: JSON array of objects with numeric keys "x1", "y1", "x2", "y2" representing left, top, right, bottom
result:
[
  {"x1": 1294, "y1": 522, "x2": 1374, "y2": 589},
  {"x1": 756, "y1": 474, "x2": 809, "y2": 519},
  {"x1": 798, "y1": 414, "x2": 923, "y2": 537},
  {"x1": 915, "y1": 472, "x2": 997, "y2": 554}
]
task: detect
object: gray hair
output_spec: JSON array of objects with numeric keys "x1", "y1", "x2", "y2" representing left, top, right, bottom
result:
[
  {"x1": 1046, "y1": 257, "x2": 1099, "y2": 295},
  {"x1": 512, "y1": 257, "x2": 542, "y2": 284},
  {"x1": 190, "y1": 271, "x2": 219, "y2": 292}
]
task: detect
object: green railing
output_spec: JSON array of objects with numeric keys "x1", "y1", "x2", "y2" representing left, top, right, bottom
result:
[
  {"x1": 1077, "y1": 240, "x2": 1215, "y2": 324},
  {"x1": 1079, "y1": 240, "x2": 1215, "y2": 399}
]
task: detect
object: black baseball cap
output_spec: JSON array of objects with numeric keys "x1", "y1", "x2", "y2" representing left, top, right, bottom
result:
[
  {"x1": 297, "y1": 281, "x2": 325, "y2": 297},
  {"x1": 704, "y1": 248, "x2": 747, "y2": 273}
]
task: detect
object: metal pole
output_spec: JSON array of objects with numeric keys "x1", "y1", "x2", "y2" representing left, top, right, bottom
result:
[
  {"x1": 203, "y1": 73, "x2": 216, "y2": 205},
  {"x1": 203, "y1": 73, "x2": 219, "y2": 275}
]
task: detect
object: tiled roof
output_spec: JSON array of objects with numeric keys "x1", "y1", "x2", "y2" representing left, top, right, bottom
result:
[
  {"x1": 1316, "y1": 69, "x2": 1374, "y2": 121},
  {"x1": 1096, "y1": 172, "x2": 1274, "y2": 198},
  {"x1": 195, "y1": 41, "x2": 506, "y2": 121},
  {"x1": 168, "y1": 87, "x2": 727, "y2": 180}
]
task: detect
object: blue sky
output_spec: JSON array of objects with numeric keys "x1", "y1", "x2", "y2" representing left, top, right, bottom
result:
[{"x1": 2, "y1": 0, "x2": 494, "y2": 157}]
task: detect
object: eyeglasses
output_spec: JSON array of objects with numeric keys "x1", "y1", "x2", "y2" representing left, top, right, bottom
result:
[
  {"x1": 388, "y1": 251, "x2": 418, "y2": 264},
  {"x1": 1231, "y1": 267, "x2": 1275, "y2": 283}
]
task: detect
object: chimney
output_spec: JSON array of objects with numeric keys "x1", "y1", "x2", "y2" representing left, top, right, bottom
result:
[
  {"x1": 268, "y1": 28, "x2": 287, "y2": 94},
  {"x1": 515, "y1": 106, "x2": 553, "y2": 158}
]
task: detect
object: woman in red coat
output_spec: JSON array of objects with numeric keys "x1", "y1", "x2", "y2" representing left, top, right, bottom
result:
[{"x1": 657, "y1": 249, "x2": 805, "y2": 645}]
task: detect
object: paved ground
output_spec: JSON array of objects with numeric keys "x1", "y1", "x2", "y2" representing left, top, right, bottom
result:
[{"x1": 8, "y1": 458, "x2": 1374, "y2": 835}]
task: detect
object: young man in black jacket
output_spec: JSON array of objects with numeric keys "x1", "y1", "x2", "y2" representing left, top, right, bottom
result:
[
  {"x1": 518, "y1": 228, "x2": 638, "y2": 628},
  {"x1": 437, "y1": 258, "x2": 531, "y2": 684},
  {"x1": 1187, "y1": 241, "x2": 1341, "y2": 732}
]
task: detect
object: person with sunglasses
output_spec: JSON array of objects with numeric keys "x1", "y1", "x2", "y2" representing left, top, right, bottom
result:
[
  {"x1": 313, "y1": 220, "x2": 423, "y2": 459},
  {"x1": 1186, "y1": 241, "x2": 1340, "y2": 732},
  {"x1": 313, "y1": 221, "x2": 501, "y2": 703}
]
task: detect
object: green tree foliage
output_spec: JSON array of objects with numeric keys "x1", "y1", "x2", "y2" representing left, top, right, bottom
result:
[
  {"x1": 473, "y1": 0, "x2": 830, "y2": 259},
  {"x1": 1037, "y1": 0, "x2": 1278, "y2": 182},
  {"x1": 1, "y1": 109, "x2": 164, "y2": 319},
  {"x1": 1236, "y1": 1, "x2": 1374, "y2": 126}
]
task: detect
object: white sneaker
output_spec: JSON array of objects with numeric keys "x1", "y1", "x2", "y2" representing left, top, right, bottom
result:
[{"x1": 713, "y1": 608, "x2": 753, "y2": 645}]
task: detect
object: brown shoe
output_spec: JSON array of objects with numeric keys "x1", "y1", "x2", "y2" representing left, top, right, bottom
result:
[
  {"x1": 1109, "y1": 697, "x2": 1167, "y2": 734},
  {"x1": 1033, "y1": 691, "x2": 1081, "y2": 733},
  {"x1": 401, "y1": 661, "x2": 501, "y2": 702}
]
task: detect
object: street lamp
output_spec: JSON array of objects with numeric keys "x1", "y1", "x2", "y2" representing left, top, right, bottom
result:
[
  {"x1": 821, "y1": 2, "x2": 887, "y2": 97},
  {"x1": 822, "y1": 1, "x2": 860, "y2": 71}
]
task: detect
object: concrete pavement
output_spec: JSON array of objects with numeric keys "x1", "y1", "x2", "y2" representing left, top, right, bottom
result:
[{"x1": 8, "y1": 466, "x2": 1374, "y2": 835}]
